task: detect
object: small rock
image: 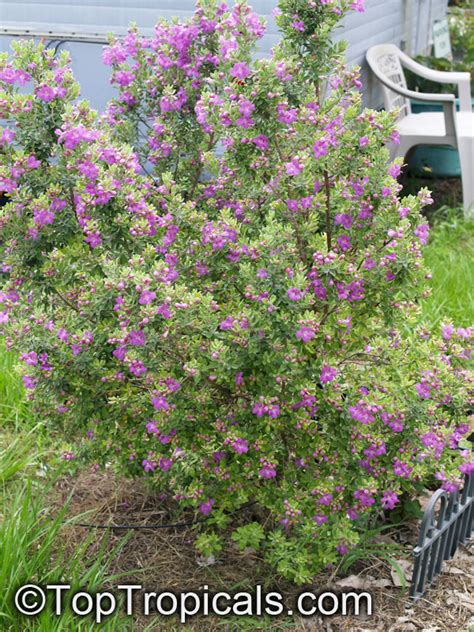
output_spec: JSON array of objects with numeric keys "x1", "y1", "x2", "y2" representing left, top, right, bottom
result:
[
  {"x1": 445, "y1": 565, "x2": 466, "y2": 575},
  {"x1": 372, "y1": 578, "x2": 393, "y2": 588},
  {"x1": 390, "y1": 559, "x2": 412, "y2": 587},
  {"x1": 335, "y1": 575, "x2": 367, "y2": 589},
  {"x1": 454, "y1": 590, "x2": 474, "y2": 613}
]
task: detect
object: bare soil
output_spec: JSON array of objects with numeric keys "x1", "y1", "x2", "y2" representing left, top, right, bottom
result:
[{"x1": 50, "y1": 468, "x2": 474, "y2": 631}]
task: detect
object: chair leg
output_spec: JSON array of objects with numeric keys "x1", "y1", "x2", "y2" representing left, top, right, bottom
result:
[
  {"x1": 390, "y1": 140, "x2": 416, "y2": 165},
  {"x1": 457, "y1": 136, "x2": 474, "y2": 219}
]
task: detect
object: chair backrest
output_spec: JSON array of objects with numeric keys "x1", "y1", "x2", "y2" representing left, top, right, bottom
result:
[{"x1": 366, "y1": 44, "x2": 412, "y2": 119}]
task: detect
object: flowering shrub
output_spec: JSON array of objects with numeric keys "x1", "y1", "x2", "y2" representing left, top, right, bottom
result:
[{"x1": 0, "y1": 0, "x2": 473, "y2": 583}]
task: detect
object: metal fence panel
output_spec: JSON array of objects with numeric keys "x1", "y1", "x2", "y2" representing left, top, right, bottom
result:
[{"x1": 410, "y1": 473, "x2": 474, "y2": 602}]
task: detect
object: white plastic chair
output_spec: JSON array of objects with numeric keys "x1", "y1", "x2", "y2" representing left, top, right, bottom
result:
[{"x1": 366, "y1": 44, "x2": 473, "y2": 217}]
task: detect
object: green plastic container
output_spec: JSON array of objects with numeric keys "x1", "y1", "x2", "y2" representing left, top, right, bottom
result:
[{"x1": 408, "y1": 98, "x2": 474, "y2": 178}]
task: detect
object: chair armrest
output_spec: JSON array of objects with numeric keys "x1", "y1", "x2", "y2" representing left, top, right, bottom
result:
[
  {"x1": 398, "y1": 50, "x2": 472, "y2": 112},
  {"x1": 373, "y1": 72, "x2": 457, "y2": 139},
  {"x1": 372, "y1": 69, "x2": 456, "y2": 103}
]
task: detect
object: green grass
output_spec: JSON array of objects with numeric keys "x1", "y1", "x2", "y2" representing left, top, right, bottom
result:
[
  {"x1": 1, "y1": 487, "x2": 129, "y2": 631},
  {"x1": 0, "y1": 435, "x2": 133, "y2": 632},
  {"x1": 421, "y1": 214, "x2": 474, "y2": 327},
  {"x1": 0, "y1": 428, "x2": 39, "y2": 483},
  {"x1": 0, "y1": 340, "x2": 27, "y2": 427}
]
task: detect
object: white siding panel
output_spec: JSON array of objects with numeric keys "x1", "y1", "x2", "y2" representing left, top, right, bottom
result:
[
  {"x1": 0, "y1": 0, "x2": 449, "y2": 109},
  {"x1": 334, "y1": 0, "x2": 449, "y2": 106}
]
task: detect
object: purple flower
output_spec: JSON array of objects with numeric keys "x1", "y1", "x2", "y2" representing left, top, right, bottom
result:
[
  {"x1": 252, "y1": 135, "x2": 269, "y2": 151},
  {"x1": 142, "y1": 459, "x2": 156, "y2": 473},
  {"x1": 157, "y1": 304, "x2": 171, "y2": 319},
  {"x1": 199, "y1": 498, "x2": 215, "y2": 515},
  {"x1": 0, "y1": 128, "x2": 15, "y2": 146},
  {"x1": 129, "y1": 360, "x2": 147, "y2": 376},
  {"x1": 349, "y1": 402, "x2": 374, "y2": 425},
  {"x1": 334, "y1": 213, "x2": 353, "y2": 230},
  {"x1": 336, "y1": 234, "x2": 352, "y2": 251},
  {"x1": 196, "y1": 262, "x2": 209, "y2": 276},
  {"x1": 213, "y1": 451, "x2": 226, "y2": 464},
  {"x1": 219, "y1": 316, "x2": 234, "y2": 330},
  {"x1": 268, "y1": 404, "x2": 280, "y2": 419},
  {"x1": 146, "y1": 421, "x2": 158, "y2": 435},
  {"x1": 51, "y1": 198, "x2": 66, "y2": 211},
  {"x1": 415, "y1": 382, "x2": 431, "y2": 399},
  {"x1": 77, "y1": 161, "x2": 99, "y2": 180},
  {"x1": 388, "y1": 163, "x2": 401, "y2": 178},
  {"x1": 128, "y1": 330, "x2": 146, "y2": 346},
  {"x1": 152, "y1": 395, "x2": 169, "y2": 411},
  {"x1": 159, "y1": 457, "x2": 173, "y2": 473},
  {"x1": 381, "y1": 491, "x2": 399, "y2": 510},
  {"x1": 420, "y1": 432, "x2": 444, "y2": 454},
  {"x1": 219, "y1": 35, "x2": 238, "y2": 58},
  {"x1": 354, "y1": 489, "x2": 375, "y2": 507},
  {"x1": 166, "y1": 378, "x2": 181, "y2": 392},
  {"x1": 259, "y1": 465, "x2": 277, "y2": 479},
  {"x1": 318, "y1": 493, "x2": 333, "y2": 506},
  {"x1": 56, "y1": 124, "x2": 100, "y2": 150},
  {"x1": 313, "y1": 139, "x2": 329, "y2": 158},
  {"x1": 84, "y1": 232, "x2": 102, "y2": 249},
  {"x1": 393, "y1": 459, "x2": 413, "y2": 478},
  {"x1": 230, "y1": 62, "x2": 251, "y2": 80},
  {"x1": 232, "y1": 438, "x2": 249, "y2": 454},
  {"x1": 311, "y1": 279, "x2": 327, "y2": 300},
  {"x1": 459, "y1": 461, "x2": 474, "y2": 475},
  {"x1": 33, "y1": 208, "x2": 55, "y2": 227},
  {"x1": 139, "y1": 290, "x2": 156, "y2": 305},
  {"x1": 114, "y1": 70, "x2": 135, "y2": 87},
  {"x1": 56, "y1": 328, "x2": 69, "y2": 342},
  {"x1": 441, "y1": 324, "x2": 454, "y2": 341},
  {"x1": 337, "y1": 279, "x2": 365, "y2": 303},
  {"x1": 36, "y1": 84, "x2": 55, "y2": 102},
  {"x1": 442, "y1": 481, "x2": 459, "y2": 493},
  {"x1": 0, "y1": 67, "x2": 29, "y2": 85},
  {"x1": 22, "y1": 375, "x2": 36, "y2": 389},
  {"x1": 287, "y1": 288, "x2": 303, "y2": 301},
  {"x1": 359, "y1": 136, "x2": 369, "y2": 148},
  {"x1": 414, "y1": 223, "x2": 430, "y2": 246},
  {"x1": 320, "y1": 365, "x2": 337, "y2": 384},
  {"x1": 398, "y1": 206, "x2": 410, "y2": 219},
  {"x1": 291, "y1": 20, "x2": 305, "y2": 31},
  {"x1": 201, "y1": 221, "x2": 237, "y2": 250},
  {"x1": 113, "y1": 346, "x2": 127, "y2": 361},
  {"x1": 277, "y1": 104, "x2": 298, "y2": 124},
  {"x1": 20, "y1": 352, "x2": 38, "y2": 366},
  {"x1": 235, "y1": 372, "x2": 244, "y2": 386},
  {"x1": 296, "y1": 326, "x2": 315, "y2": 343},
  {"x1": 252, "y1": 401, "x2": 266, "y2": 417},
  {"x1": 351, "y1": 0, "x2": 365, "y2": 11},
  {"x1": 285, "y1": 158, "x2": 303, "y2": 176}
]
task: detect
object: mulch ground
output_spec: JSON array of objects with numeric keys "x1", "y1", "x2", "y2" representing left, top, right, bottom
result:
[
  {"x1": 400, "y1": 174, "x2": 463, "y2": 224},
  {"x1": 50, "y1": 468, "x2": 474, "y2": 631}
]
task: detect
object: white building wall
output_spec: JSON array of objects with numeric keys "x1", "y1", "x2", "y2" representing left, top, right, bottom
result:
[{"x1": 0, "y1": 0, "x2": 449, "y2": 109}]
